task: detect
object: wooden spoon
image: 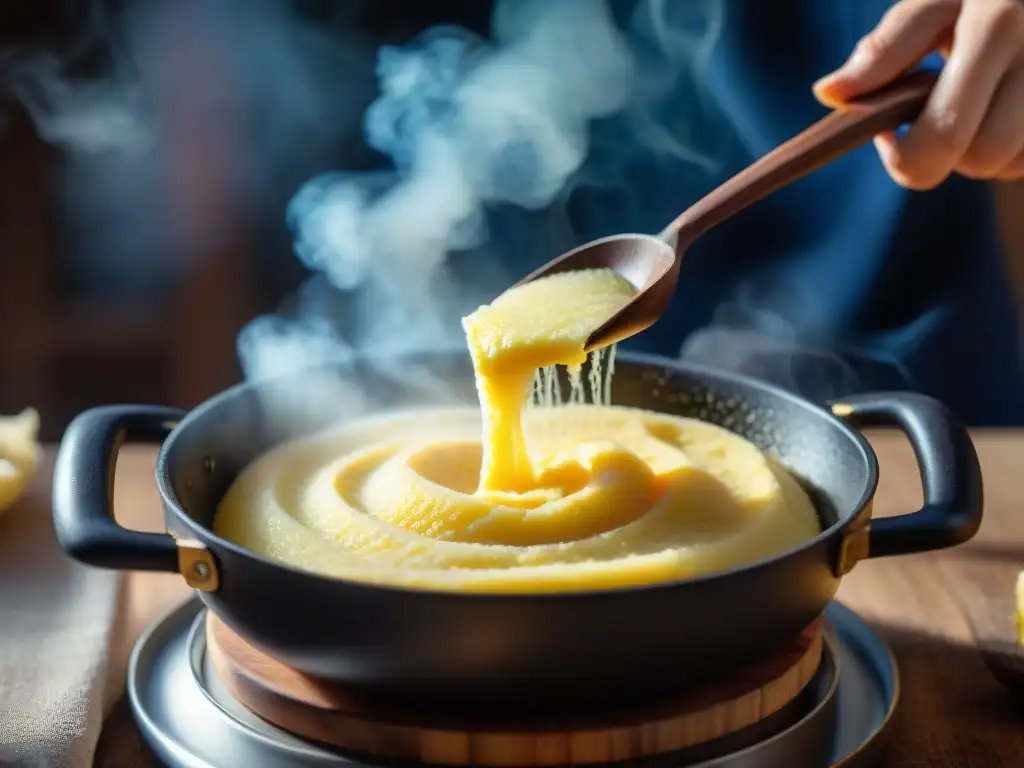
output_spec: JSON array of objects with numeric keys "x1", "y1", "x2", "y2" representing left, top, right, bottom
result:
[{"x1": 514, "y1": 70, "x2": 938, "y2": 353}]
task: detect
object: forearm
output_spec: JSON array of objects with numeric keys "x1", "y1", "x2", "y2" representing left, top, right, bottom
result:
[{"x1": 994, "y1": 180, "x2": 1024, "y2": 317}]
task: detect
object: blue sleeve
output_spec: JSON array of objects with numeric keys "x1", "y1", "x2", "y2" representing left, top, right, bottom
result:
[{"x1": 918, "y1": 51, "x2": 945, "y2": 72}]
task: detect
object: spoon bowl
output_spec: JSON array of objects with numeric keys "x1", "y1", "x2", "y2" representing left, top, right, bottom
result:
[
  {"x1": 514, "y1": 69, "x2": 939, "y2": 353},
  {"x1": 514, "y1": 233, "x2": 678, "y2": 350}
]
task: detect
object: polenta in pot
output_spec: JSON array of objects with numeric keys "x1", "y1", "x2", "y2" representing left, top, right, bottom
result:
[{"x1": 213, "y1": 269, "x2": 821, "y2": 592}]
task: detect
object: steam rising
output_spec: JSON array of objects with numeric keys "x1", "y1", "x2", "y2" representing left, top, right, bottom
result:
[
  {"x1": 4, "y1": 0, "x2": 882, "y2": 405},
  {"x1": 242, "y1": 0, "x2": 636, "y2": 382},
  {"x1": 5, "y1": 0, "x2": 375, "y2": 294},
  {"x1": 6, "y1": 2, "x2": 152, "y2": 153}
]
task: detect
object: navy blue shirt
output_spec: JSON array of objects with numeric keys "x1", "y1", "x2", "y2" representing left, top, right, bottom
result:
[
  {"x1": 338, "y1": 0, "x2": 1023, "y2": 426},
  {"x1": 510, "y1": 0, "x2": 1024, "y2": 426}
]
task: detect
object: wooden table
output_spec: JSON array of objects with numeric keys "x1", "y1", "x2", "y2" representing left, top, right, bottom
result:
[{"x1": 26, "y1": 432, "x2": 1023, "y2": 767}]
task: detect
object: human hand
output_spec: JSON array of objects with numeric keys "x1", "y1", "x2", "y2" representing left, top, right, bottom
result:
[{"x1": 813, "y1": 0, "x2": 1024, "y2": 189}]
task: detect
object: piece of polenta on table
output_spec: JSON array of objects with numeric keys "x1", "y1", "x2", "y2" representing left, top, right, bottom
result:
[{"x1": 0, "y1": 408, "x2": 40, "y2": 512}]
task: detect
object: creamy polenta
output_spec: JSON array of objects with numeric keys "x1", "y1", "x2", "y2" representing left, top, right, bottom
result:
[
  {"x1": 0, "y1": 408, "x2": 39, "y2": 514},
  {"x1": 461, "y1": 268, "x2": 635, "y2": 492},
  {"x1": 213, "y1": 269, "x2": 821, "y2": 592}
]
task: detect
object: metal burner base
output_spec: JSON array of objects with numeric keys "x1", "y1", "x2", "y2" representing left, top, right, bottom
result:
[{"x1": 127, "y1": 598, "x2": 897, "y2": 767}]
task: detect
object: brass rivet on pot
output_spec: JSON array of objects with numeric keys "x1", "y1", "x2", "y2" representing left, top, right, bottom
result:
[
  {"x1": 836, "y1": 526, "x2": 870, "y2": 576},
  {"x1": 830, "y1": 402, "x2": 854, "y2": 418},
  {"x1": 177, "y1": 538, "x2": 220, "y2": 592},
  {"x1": 835, "y1": 498, "x2": 873, "y2": 577}
]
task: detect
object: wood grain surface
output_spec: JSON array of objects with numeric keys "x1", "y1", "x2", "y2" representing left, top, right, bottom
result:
[
  {"x1": 205, "y1": 612, "x2": 822, "y2": 766},
  {"x1": 27, "y1": 430, "x2": 1022, "y2": 767}
]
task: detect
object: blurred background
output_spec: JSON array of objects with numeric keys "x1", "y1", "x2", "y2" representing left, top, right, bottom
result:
[
  {"x1": 2, "y1": 0, "x2": 1023, "y2": 442},
  {"x1": 0, "y1": 0, "x2": 494, "y2": 440}
]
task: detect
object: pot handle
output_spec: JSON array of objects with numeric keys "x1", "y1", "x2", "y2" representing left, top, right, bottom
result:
[
  {"x1": 829, "y1": 392, "x2": 983, "y2": 557},
  {"x1": 53, "y1": 404, "x2": 186, "y2": 572}
]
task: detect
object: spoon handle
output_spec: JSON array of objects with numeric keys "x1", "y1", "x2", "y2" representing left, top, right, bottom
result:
[{"x1": 661, "y1": 70, "x2": 937, "y2": 248}]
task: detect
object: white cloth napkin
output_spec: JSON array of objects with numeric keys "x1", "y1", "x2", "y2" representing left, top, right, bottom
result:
[{"x1": 0, "y1": 473, "x2": 123, "y2": 768}]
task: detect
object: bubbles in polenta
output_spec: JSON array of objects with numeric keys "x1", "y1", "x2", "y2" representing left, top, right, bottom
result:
[{"x1": 213, "y1": 268, "x2": 821, "y2": 593}]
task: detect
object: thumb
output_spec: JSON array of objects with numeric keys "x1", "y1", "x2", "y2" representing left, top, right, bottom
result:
[{"x1": 813, "y1": 0, "x2": 957, "y2": 106}]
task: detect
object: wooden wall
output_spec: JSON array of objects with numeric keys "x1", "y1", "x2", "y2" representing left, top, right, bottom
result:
[{"x1": 0, "y1": 108, "x2": 257, "y2": 440}]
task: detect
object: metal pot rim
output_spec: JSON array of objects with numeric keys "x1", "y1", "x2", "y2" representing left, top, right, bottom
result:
[{"x1": 154, "y1": 350, "x2": 879, "y2": 600}]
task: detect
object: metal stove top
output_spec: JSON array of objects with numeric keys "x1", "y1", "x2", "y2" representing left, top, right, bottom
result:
[{"x1": 127, "y1": 598, "x2": 897, "y2": 768}]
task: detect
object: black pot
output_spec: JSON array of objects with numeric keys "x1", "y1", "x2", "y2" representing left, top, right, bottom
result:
[{"x1": 52, "y1": 352, "x2": 981, "y2": 709}]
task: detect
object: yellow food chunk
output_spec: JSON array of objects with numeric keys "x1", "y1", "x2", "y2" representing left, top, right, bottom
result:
[
  {"x1": 1016, "y1": 571, "x2": 1024, "y2": 647},
  {"x1": 463, "y1": 269, "x2": 635, "y2": 374},
  {"x1": 461, "y1": 268, "x2": 634, "y2": 492},
  {"x1": 0, "y1": 409, "x2": 40, "y2": 513}
]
